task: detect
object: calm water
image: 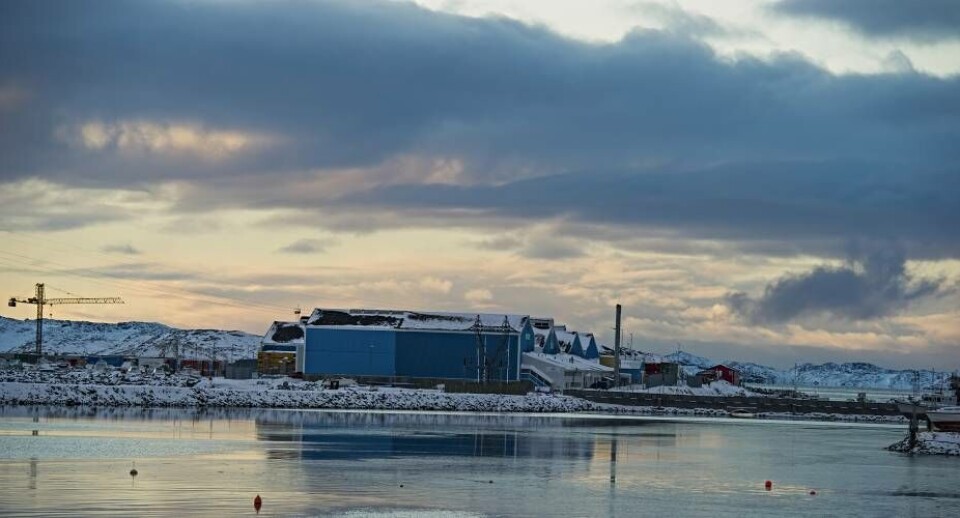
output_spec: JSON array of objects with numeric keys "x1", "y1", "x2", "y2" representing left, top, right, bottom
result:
[{"x1": 0, "y1": 407, "x2": 957, "y2": 517}]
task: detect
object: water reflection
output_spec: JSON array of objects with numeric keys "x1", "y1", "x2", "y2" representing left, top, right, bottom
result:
[
  {"x1": 0, "y1": 406, "x2": 956, "y2": 518},
  {"x1": 28, "y1": 457, "x2": 37, "y2": 490},
  {"x1": 254, "y1": 411, "x2": 610, "y2": 462}
]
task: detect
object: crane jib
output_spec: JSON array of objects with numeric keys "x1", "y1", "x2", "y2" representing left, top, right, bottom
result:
[{"x1": 6, "y1": 283, "x2": 124, "y2": 357}]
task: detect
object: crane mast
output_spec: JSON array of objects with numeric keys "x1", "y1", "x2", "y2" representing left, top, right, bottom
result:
[{"x1": 8, "y1": 283, "x2": 123, "y2": 357}]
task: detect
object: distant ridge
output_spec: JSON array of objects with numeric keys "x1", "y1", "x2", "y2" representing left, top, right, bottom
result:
[
  {"x1": 0, "y1": 316, "x2": 259, "y2": 361},
  {"x1": 661, "y1": 351, "x2": 952, "y2": 391}
]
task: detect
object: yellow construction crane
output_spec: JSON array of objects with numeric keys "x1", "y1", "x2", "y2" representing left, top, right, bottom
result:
[{"x1": 8, "y1": 283, "x2": 123, "y2": 357}]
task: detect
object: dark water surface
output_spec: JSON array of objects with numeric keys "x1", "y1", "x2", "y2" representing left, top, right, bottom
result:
[{"x1": 0, "y1": 406, "x2": 956, "y2": 517}]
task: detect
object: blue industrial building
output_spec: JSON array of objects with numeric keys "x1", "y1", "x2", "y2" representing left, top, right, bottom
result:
[
  {"x1": 301, "y1": 309, "x2": 529, "y2": 381},
  {"x1": 260, "y1": 308, "x2": 617, "y2": 390}
]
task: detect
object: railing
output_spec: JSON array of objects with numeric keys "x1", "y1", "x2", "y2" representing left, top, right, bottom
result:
[{"x1": 521, "y1": 367, "x2": 552, "y2": 388}]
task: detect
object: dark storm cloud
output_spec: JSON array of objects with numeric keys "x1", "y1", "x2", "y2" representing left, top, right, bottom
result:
[
  {"x1": 725, "y1": 246, "x2": 944, "y2": 324},
  {"x1": 340, "y1": 160, "x2": 960, "y2": 259},
  {"x1": 773, "y1": 0, "x2": 960, "y2": 40},
  {"x1": 0, "y1": 0, "x2": 958, "y2": 258},
  {"x1": 1, "y1": 0, "x2": 958, "y2": 184}
]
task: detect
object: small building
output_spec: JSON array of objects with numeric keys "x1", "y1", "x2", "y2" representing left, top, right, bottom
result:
[
  {"x1": 225, "y1": 359, "x2": 258, "y2": 379},
  {"x1": 138, "y1": 357, "x2": 171, "y2": 372},
  {"x1": 259, "y1": 320, "x2": 306, "y2": 375},
  {"x1": 599, "y1": 346, "x2": 645, "y2": 384},
  {"x1": 703, "y1": 364, "x2": 741, "y2": 386},
  {"x1": 177, "y1": 359, "x2": 224, "y2": 377},
  {"x1": 85, "y1": 355, "x2": 125, "y2": 368},
  {"x1": 644, "y1": 360, "x2": 683, "y2": 388}
]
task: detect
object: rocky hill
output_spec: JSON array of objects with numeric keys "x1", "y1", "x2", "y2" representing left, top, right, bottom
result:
[
  {"x1": 0, "y1": 316, "x2": 259, "y2": 361},
  {"x1": 662, "y1": 352, "x2": 951, "y2": 390}
]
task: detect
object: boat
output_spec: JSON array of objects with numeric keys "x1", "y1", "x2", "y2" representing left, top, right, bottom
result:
[
  {"x1": 727, "y1": 407, "x2": 757, "y2": 419},
  {"x1": 926, "y1": 406, "x2": 960, "y2": 432},
  {"x1": 896, "y1": 385, "x2": 958, "y2": 419}
]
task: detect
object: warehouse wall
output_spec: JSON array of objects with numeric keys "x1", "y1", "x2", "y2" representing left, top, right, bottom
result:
[
  {"x1": 304, "y1": 328, "x2": 396, "y2": 376},
  {"x1": 394, "y1": 331, "x2": 520, "y2": 381},
  {"x1": 304, "y1": 327, "x2": 520, "y2": 380}
]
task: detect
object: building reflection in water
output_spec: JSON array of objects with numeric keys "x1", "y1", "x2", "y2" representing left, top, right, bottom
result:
[
  {"x1": 28, "y1": 457, "x2": 37, "y2": 490},
  {"x1": 254, "y1": 412, "x2": 601, "y2": 464}
]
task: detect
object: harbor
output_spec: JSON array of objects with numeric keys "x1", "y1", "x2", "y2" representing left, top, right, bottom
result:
[{"x1": 1, "y1": 406, "x2": 957, "y2": 517}]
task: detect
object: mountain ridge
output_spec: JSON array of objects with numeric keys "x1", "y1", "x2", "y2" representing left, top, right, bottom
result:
[{"x1": 0, "y1": 315, "x2": 259, "y2": 361}]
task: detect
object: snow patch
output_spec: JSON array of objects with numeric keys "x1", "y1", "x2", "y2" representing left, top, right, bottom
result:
[{"x1": 888, "y1": 432, "x2": 960, "y2": 456}]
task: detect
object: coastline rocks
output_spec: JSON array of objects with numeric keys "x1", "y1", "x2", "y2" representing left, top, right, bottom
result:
[
  {"x1": 0, "y1": 381, "x2": 598, "y2": 413},
  {"x1": 888, "y1": 432, "x2": 960, "y2": 456}
]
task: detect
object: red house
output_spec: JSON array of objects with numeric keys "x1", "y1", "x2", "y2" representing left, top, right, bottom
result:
[{"x1": 708, "y1": 364, "x2": 741, "y2": 386}]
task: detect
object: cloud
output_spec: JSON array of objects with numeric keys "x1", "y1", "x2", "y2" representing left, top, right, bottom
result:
[
  {"x1": 420, "y1": 276, "x2": 453, "y2": 294},
  {"x1": 0, "y1": 84, "x2": 29, "y2": 111},
  {"x1": 464, "y1": 288, "x2": 493, "y2": 305},
  {"x1": 519, "y1": 235, "x2": 586, "y2": 260},
  {"x1": 339, "y1": 160, "x2": 960, "y2": 259},
  {"x1": 472, "y1": 235, "x2": 523, "y2": 251},
  {"x1": 158, "y1": 216, "x2": 224, "y2": 235},
  {"x1": 726, "y1": 245, "x2": 944, "y2": 324},
  {"x1": 628, "y1": 2, "x2": 747, "y2": 38},
  {"x1": 56, "y1": 120, "x2": 265, "y2": 159},
  {"x1": 773, "y1": 0, "x2": 960, "y2": 41},
  {"x1": 0, "y1": 0, "x2": 958, "y2": 261},
  {"x1": 101, "y1": 243, "x2": 141, "y2": 255},
  {"x1": 2, "y1": 0, "x2": 958, "y2": 186},
  {"x1": 276, "y1": 238, "x2": 339, "y2": 255},
  {"x1": 0, "y1": 179, "x2": 160, "y2": 231}
]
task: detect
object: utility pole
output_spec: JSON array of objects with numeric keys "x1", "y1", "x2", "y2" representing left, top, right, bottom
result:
[
  {"x1": 614, "y1": 304, "x2": 622, "y2": 388},
  {"x1": 473, "y1": 315, "x2": 486, "y2": 384},
  {"x1": 9, "y1": 283, "x2": 123, "y2": 357}
]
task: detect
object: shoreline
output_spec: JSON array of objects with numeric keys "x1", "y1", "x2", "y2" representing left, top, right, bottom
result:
[
  {"x1": 0, "y1": 369, "x2": 915, "y2": 423},
  {"x1": 0, "y1": 380, "x2": 906, "y2": 424}
]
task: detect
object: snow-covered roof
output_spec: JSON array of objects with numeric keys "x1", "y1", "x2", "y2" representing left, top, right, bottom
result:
[
  {"x1": 555, "y1": 329, "x2": 578, "y2": 345},
  {"x1": 523, "y1": 352, "x2": 613, "y2": 372},
  {"x1": 306, "y1": 309, "x2": 528, "y2": 333},
  {"x1": 261, "y1": 321, "x2": 305, "y2": 345}
]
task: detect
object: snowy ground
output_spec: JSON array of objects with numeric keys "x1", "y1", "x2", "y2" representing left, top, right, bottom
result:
[
  {"x1": 0, "y1": 370, "x2": 596, "y2": 413},
  {"x1": 888, "y1": 431, "x2": 960, "y2": 456},
  {"x1": 0, "y1": 369, "x2": 911, "y2": 423}
]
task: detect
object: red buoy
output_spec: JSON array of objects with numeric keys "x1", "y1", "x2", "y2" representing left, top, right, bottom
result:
[
  {"x1": 764, "y1": 480, "x2": 772, "y2": 490},
  {"x1": 254, "y1": 494, "x2": 262, "y2": 513}
]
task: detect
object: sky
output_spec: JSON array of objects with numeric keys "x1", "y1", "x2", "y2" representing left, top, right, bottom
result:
[{"x1": 1, "y1": 0, "x2": 958, "y2": 369}]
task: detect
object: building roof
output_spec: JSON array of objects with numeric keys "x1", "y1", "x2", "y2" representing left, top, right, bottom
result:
[
  {"x1": 523, "y1": 352, "x2": 613, "y2": 373},
  {"x1": 709, "y1": 364, "x2": 740, "y2": 373},
  {"x1": 261, "y1": 321, "x2": 305, "y2": 345},
  {"x1": 305, "y1": 308, "x2": 528, "y2": 333}
]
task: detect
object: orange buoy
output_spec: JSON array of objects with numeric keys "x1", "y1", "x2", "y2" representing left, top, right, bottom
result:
[
  {"x1": 764, "y1": 480, "x2": 772, "y2": 490},
  {"x1": 254, "y1": 494, "x2": 262, "y2": 513}
]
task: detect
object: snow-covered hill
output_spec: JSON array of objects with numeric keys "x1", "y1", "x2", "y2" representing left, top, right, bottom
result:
[
  {"x1": 0, "y1": 316, "x2": 259, "y2": 361},
  {"x1": 660, "y1": 352, "x2": 953, "y2": 391}
]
